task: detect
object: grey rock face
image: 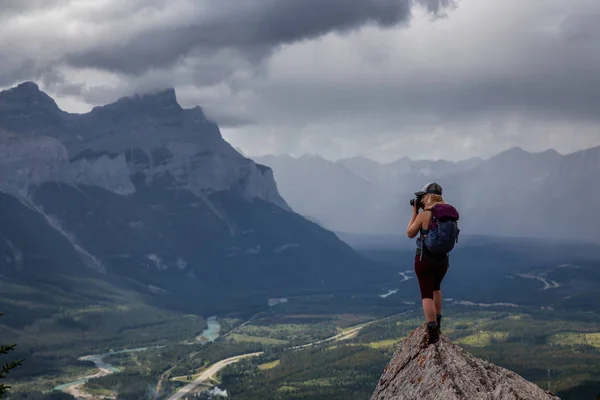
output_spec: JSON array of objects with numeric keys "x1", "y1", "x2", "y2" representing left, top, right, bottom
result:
[
  {"x1": 0, "y1": 82, "x2": 289, "y2": 209},
  {"x1": 0, "y1": 131, "x2": 67, "y2": 191},
  {"x1": 0, "y1": 130, "x2": 134, "y2": 195},
  {"x1": 370, "y1": 324, "x2": 560, "y2": 400}
]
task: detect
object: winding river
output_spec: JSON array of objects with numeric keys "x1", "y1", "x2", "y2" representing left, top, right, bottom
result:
[{"x1": 54, "y1": 317, "x2": 221, "y2": 394}]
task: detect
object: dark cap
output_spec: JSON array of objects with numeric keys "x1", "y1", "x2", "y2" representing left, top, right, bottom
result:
[{"x1": 415, "y1": 182, "x2": 442, "y2": 196}]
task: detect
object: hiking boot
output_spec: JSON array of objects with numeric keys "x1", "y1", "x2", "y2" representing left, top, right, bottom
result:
[
  {"x1": 427, "y1": 322, "x2": 440, "y2": 345},
  {"x1": 437, "y1": 314, "x2": 442, "y2": 332}
]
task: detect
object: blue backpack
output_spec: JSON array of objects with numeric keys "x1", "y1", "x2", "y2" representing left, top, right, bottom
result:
[{"x1": 421, "y1": 204, "x2": 460, "y2": 258}]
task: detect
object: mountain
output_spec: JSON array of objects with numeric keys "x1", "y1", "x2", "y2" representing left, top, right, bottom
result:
[
  {"x1": 0, "y1": 82, "x2": 386, "y2": 317},
  {"x1": 254, "y1": 154, "x2": 399, "y2": 234},
  {"x1": 255, "y1": 154, "x2": 482, "y2": 235},
  {"x1": 443, "y1": 146, "x2": 599, "y2": 239},
  {"x1": 0, "y1": 83, "x2": 288, "y2": 207},
  {"x1": 338, "y1": 156, "x2": 482, "y2": 188},
  {"x1": 370, "y1": 324, "x2": 559, "y2": 400},
  {"x1": 257, "y1": 147, "x2": 600, "y2": 240}
]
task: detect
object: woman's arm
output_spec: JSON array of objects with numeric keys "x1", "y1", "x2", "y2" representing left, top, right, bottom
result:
[{"x1": 406, "y1": 206, "x2": 422, "y2": 238}]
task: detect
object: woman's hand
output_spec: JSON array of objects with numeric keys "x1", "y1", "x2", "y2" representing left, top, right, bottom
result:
[{"x1": 412, "y1": 202, "x2": 420, "y2": 215}]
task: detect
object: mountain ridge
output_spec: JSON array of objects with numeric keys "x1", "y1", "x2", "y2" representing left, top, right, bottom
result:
[
  {"x1": 0, "y1": 82, "x2": 290, "y2": 208},
  {"x1": 257, "y1": 145, "x2": 600, "y2": 240}
]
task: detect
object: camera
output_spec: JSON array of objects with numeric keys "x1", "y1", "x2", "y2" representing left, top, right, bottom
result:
[{"x1": 410, "y1": 195, "x2": 423, "y2": 209}]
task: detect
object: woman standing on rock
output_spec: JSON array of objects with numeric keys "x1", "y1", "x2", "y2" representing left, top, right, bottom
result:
[{"x1": 406, "y1": 183, "x2": 460, "y2": 345}]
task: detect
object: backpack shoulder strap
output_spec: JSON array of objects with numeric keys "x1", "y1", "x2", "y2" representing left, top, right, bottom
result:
[
  {"x1": 427, "y1": 205, "x2": 439, "y2": 221},
  {"x1": 424, "y1": 208, "x2": 437, "y2": 232}
]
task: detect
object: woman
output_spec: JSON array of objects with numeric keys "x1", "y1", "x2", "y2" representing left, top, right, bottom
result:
[{"x1": 406, "y1": 182, "x2": 459, "y2": 345}]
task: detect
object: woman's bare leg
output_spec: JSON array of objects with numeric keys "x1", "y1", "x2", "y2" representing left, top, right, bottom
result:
[
  {"x1": 433, "y1": 290, "x2": 442, "y2": 315},
  {"x1": 422, "y1": 298, "x2": 437, "y2": 322}
]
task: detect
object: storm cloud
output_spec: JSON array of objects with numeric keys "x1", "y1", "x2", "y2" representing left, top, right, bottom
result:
[
  {"x1": 1, "y1": 0, "x2": 600, "y2": 161},
  {"x1": 1, "y1": 0, "x2": 452, "y2": 84},
  {"x1": 66, "y1": 0, "x2": 417, "y2": 74}
]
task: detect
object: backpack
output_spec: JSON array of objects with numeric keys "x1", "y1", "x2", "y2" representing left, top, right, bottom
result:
[{"x1": 422, "y1": 204, "x2": 460, "y2": 257}]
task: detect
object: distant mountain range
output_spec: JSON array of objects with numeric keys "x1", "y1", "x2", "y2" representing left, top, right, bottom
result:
[
  {"x1": 255, "y1": 144, "x2": 600, "y2": 241},
  {"x1": 0, "y1": 82, "x2": 385, "y2": 317}
]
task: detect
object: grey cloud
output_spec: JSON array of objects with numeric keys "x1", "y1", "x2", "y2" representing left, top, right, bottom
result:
[
  {"x1": 0, "y1": 61, "x2": 37, "y2": 88},
  {"x1": 0, "y1": 0, "x2": 456, "y2": 101},
  {"x1": 560, "y1": 13, "x2": 600, "y2": 43},
  {"x1": 0, "y1": 0, "x2": 455, "y2": 93},
  {"x1": 203, "y1": 112, "x2": 257, "y2": 128},
  {"x1": 416, "y1": 0, "x2": 458, "y2": 16},
  {"x1": 0, "y1": 0, "x2": 64, "y2": 16},
  {"x1": 40, "y1": 68, "x2": 86, "y2": 97},
  {"x1": 211, "y1": 1, "x2": 600, "y2": 160},
  {"x1": 65, "y1": 0, "x2": 451, "y2": 75},
  {"x1": 232, "y1": 67, "x2": 600, "y2": 129}
]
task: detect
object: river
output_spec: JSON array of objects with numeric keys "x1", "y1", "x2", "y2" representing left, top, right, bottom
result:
[
  {"x1": 54, "y1": 316, "x2": 221, "y2": 394},
  {"x1": 198, "y1": 316, "x2": 220, "y2": 342},
  {"x1": 379, "y1": 289, "x2": 398, "y2": 298},
  {"x1": 167, "y1": 310, "x2": 417, "y2": 399},
  {"x1": 53, "y1": 347, "x2": 158, "y2": 393}
]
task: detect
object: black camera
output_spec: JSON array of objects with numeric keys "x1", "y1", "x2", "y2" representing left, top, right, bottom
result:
[{"x1": 410, "y1": 195, "x2": 423, "y2": 209}]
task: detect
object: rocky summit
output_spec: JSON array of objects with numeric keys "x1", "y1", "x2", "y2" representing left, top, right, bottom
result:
[{"x1": 370, "y1": 324, "x2": 560, "y2": 400}]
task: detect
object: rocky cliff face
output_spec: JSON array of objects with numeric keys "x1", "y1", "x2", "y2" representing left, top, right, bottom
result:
[
  {"x1": 0, "y1": 130, "x2": 135, "y2": 196},
  {"x1": 0, "y1": 82, "x2": 289, "y2": 209},
  {"x1": 370, "y1": 324, "x2": 560, "y2": 400},
  {"x1": 0, "y1": 130, "x2": 67, "y2": 192}
]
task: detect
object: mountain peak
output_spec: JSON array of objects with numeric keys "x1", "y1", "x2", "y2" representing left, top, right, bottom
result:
[
  {"x1": 85, "y1": 88, "x2": 183, "y2": 120},
  {"x1": 501, "y1": 146, "x2": 527, "y2": 155},
  {"x1": 338, "y1": 155, "x2": 382, "y2": 167},
  {"x1": 15, "y1": 81, "x2": 41, "y2": 93},
  {"x1": 385, "y1": 156, "x2": 412, "y2": 167},
  {"x1": 489, "y1": 147, "x2": 564, "y2": 166},
  {"x1": 344, "y1": 155, "x2": 379, "y2": 162},
  {"x1": 299, "y1": 153, "x2": 326, "y2": 162},
  {"x1": 540, "y1": 148, "x2": 560, "y2": 156},
  {"x1": 0, "y1": 81, "x2": 61, "y2": 113},
  {"x1": 370, "y1": 324, "x2": 559, "y2": 400},
  {"x1": 95, "y1": 87, "x2": 181, "y2": 112}
]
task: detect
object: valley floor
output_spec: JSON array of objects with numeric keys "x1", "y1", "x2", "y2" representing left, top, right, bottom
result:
[
  {"x1": 22, "y1": 301, "x2": 598, "y2": 400},
  {"x1": 5, "y1": 240, "x2": 600, "y2": 400}
]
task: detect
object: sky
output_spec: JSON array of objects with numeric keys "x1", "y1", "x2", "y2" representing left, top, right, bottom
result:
[{"x1": 1, "y1": 0, "x2": 600, "y2": 162}]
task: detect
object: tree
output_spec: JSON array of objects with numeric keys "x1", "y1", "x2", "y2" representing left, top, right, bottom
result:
[{"x1": 0, "y1": 313, "x2": 24, "y2": 397}]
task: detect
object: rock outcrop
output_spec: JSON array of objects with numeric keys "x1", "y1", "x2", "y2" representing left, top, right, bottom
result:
[{"x1": 370, "y1": 324, "x2": 560, "y2": 400}]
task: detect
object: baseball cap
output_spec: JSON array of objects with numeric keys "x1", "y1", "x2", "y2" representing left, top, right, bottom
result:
[{"x1": 415, "y1": 182, "x2": 443, "y2": 196}]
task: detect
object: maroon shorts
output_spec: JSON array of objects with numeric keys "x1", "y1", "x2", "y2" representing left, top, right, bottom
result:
[{"x1": 414, "y1": 252, "x2": 449, "y2": 300}]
